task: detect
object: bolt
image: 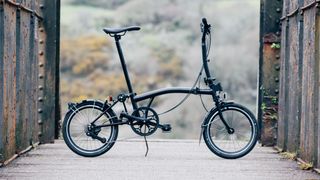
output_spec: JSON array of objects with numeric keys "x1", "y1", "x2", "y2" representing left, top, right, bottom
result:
[
  {"x1": 38, "y1": 97, "x2": 43, "y2": 102},
  {"x1": 275, "y1": 65, "x2": 280, "y2": 71},
  {"x1": 39, "y1": 28, "x2": 44, "y2": 32},
  {"x1": 275, "y1": 89, "x2": 279, "y2": 94},
  {"x1": 38, "y1": 120, "x2": 43, "y2": 125},
  {"x1": 40, "y1": 4, "x2": 44, "y2": 9},
  {"x1": 38, "y1": 132, "x2": 42, "y2": 137},
  {"x1": 276, "y1": 31, "x2": 281, "y2": 36},
  {"x1": 39, "y1": 62, "x2": 44, "y2": 67},
  {"x1": 39, "y1": 40, "x2": 44, "y2": 44},
  {"x1": 39, "y1": 51, "x2": 44, "y2": 55},
  {"x1": 38, "y1": 109, "x2": 43, "y2": 113},
  {"x1": 275, "y1": 77, "x2": 279, "y2": 82},
  {"x1": 38, "y1": 86, "x2": 43, "y2": 90},
  {"x1": 276, "y1": 8, "x2": 281, "y2": 13},
  {"x1": 39, "y1": 74, "x2": 43, "y2": 79},
  {"x1": 276, "y1": 54, "x2": 280, "y2": 59}
]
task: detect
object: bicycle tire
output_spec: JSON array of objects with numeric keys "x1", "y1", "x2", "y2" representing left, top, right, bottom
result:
[
  {"x1": 62, "y1": 100, "x2": 118, "y2": 157},
  {"x1": 203, "y1": 103, "x2": 258, "y2": 159}
]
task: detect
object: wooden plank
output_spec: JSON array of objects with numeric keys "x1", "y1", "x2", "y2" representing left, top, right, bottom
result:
[
  {"x1": 315, "y1": 6, "x2": 320, "y2": 169},
  {"x1": 286, "y1": 0, "x2": 301, "y2": 153},
  {"x1": 14, "y1": 0, "x2": 22, "y2": 152},
  {"x1": 19, "y1": 0, "x2": 33, "y2": 9},
  {"x1": 277, "y1": 0, "x2": 290, "y2": 151},
  {"x1": 15, "y1": 10, "x2": 31, "y2": 152},
  {"x1": 300, "y1": 3, "x2": 317, "y2": 163},
  {"x1": 0, "y1": 2, "x2": 5, "y2": 163},
  {"x1": 2, "y1": 4, "x2": 17, "y2": 161}
]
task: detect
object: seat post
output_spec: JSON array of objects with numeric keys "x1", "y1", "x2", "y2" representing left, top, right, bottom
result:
[{"x1": 114, "y1": 35, "x2": 138, "y2": 109}]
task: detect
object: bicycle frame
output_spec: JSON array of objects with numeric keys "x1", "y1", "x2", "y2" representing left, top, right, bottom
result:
[
  {"x1": 91, "y1": 19, "x2": 232, "y2": 132},
  {"x1": 63, "y1": 19, "x2": 258, "y2": 159},
  {"x1": 113, "y1": 28, "x2": 219, "y2": 110}
]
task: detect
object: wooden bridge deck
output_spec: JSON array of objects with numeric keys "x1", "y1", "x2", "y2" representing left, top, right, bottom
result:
[{"x1": 0, "y1": 139, "x2": 319, "y2": 180}]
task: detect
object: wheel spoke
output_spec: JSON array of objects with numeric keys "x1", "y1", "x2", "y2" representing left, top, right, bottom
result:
[{"x1": 64, "y1": 103, "x2": 117, "y2": 156}]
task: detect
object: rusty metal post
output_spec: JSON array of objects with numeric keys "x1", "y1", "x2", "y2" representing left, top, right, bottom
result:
[
  {"x1": 259, "y1": 0, "x2": 283, "y2": 146},
  {"x1": 0, "y1": 0, "x2": 4, "y2": 163},
  {"x1": 39, "y1": 0, "x2": 60, "y2": 143}
]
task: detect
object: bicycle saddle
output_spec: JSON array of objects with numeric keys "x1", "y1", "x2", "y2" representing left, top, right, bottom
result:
[{"x1": 103, "y1": 26, "x2": 140, "y2": 34}]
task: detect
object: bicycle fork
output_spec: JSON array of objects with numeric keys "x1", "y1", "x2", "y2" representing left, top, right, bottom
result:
[{"x1": 199, "y1": 100, "x2": 234, "y2": 144}]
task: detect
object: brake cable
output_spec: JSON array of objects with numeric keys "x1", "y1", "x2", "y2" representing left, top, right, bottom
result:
[
  {"x1": 158, "y1": 30, "x2": 212, "y2": 116},
  {"x1": 157, "y1": 65, "x2": 204, "y2": 116}
]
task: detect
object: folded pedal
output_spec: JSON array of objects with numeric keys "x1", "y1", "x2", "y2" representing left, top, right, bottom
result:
[{"x1": 161, "y1": 124, "x2": 172, "y2": 132}]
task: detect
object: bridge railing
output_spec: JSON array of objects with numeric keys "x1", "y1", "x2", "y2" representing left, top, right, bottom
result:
[
  {"x1": 261, "y1": 0, "x2": 320, "y2": 167},
  {"x1": 277, "y1": 0, "x2": 320, "y2": 169},
  {"x1": 0, "y1": 0, "x2": 60, "y2": 165},
  {"x1": 260, "y1": 0, "x2": 320, "y2": 169}
]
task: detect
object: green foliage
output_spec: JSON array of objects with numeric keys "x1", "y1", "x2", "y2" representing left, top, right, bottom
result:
[
  {"x1": 151, "y1": 46, "x2": 184, "y2": 81},
  {"x1": 261, "y1": 103, "x2": 267, "y2": 111},
  {"x1": 271, "y1": 43, "x2": 281, "y2": 49},
  {"x1": 299, "y1": 161, "x2": 313, "y2": 170},
  {"x1": 270, "y1": 114, "x2": 277, "y2": 121},
  {"x1": 280, "y1": 152, "x2": 297, "y2": 160},
  {"x1": 60, "y1": 35, "x2": 112, "y2": 76},
  {"x1": 271, "y1": 96, "x2": 278, "y2": 104}
]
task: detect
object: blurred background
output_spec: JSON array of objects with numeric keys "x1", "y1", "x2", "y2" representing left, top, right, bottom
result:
[{"x1": 60, "y1": 0, "x2": 259, "y2": 139}]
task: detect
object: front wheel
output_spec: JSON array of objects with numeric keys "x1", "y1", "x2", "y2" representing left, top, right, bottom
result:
[
  {"x1": 62, "y1": 100, "x2": 118, "y2": 157},
  {"x1": 203, "y1": 103, "x2": 258, "y2": 159}
]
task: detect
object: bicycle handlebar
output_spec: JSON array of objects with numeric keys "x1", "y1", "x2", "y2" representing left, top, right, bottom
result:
[
  {"x1": 201, "y1": 18, "x2": 211, "y2": 34},
  {"x1": 201, "y1": 18, "x2": 214, "y2": 85}
]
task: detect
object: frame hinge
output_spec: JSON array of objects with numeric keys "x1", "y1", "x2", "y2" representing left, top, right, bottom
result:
[{"x1": 204, "y1": 77, "x2": 216, "y2": 85}]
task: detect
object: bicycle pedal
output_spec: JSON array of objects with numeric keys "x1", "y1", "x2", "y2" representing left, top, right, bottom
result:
[{"x1": 161, "y1": 124, "x2": 172, "y2": 133}]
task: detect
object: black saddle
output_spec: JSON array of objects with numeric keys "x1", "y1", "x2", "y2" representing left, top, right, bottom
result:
[{"x1": 103, "y1": 26, "x2": 140, "y2": 35}]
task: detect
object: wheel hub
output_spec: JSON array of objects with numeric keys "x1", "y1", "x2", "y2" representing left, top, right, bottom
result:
[{"x1": 228, "y1": 128, "x2": 235, "y2": 134}]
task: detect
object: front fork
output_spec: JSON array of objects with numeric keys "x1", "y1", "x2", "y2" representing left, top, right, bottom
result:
[
  {"x1": 216, "y1": 102, "x2": 234, "y2": 134},
  {"x1": 199, "y1": 92, "x2": 234, "y2": 144}
]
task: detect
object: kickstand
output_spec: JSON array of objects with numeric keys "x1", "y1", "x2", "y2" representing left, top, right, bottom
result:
[{"x1": 144, "y1": 135, "x2": 149, "y2": 157}]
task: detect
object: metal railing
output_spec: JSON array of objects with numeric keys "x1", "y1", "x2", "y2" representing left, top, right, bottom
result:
[{"x1": 0, "y1": 0, "x2": 60, "y2": 166}]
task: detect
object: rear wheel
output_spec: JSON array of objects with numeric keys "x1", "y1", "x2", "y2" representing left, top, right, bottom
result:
[
  {"x1": 62, "y1": 100, "x2": 118, "y2": 157},
  {"x1": 203, "y1": 103, "x2": 258, "y2": 159}
]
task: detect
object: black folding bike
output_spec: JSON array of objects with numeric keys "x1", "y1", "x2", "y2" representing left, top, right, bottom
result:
[{"x1": 62, "y1": 18, "x2": 259, "y2": 159}]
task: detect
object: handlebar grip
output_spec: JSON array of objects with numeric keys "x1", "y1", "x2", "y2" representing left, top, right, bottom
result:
[{"x1": 202, "y1": 18, "x2": 208, "y2": 26}]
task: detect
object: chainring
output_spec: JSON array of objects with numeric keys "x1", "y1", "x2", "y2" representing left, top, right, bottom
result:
[{"x1": 130, "y1": 107, "x2": 159, "y2": 136}]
